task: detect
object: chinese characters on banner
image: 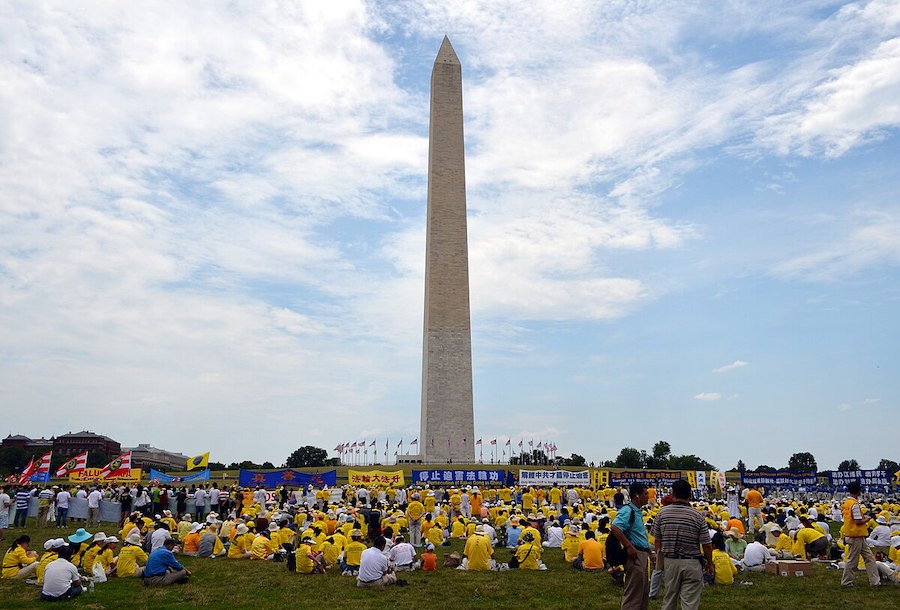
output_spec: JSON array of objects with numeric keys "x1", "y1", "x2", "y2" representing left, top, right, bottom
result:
[
  {"x1": 412, "y1": 469, "x2": 504, "y2": 485},
  {"x1": 518, "y1": 469, "x2": 590, "y2": 487},
  {"x1": 827, "y1": 470, "x2": 891, "y2": 488},
  {"x1": 348, "y1": 469, "x2": 405, "y2": 487},
  {"x1": 740, "y1": 470, "x2": 817, "y2": 488}
]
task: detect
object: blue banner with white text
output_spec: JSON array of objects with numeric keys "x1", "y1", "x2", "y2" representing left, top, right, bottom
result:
[
  {"x1": 238, "y1": 469, "x2": 336, "y2": 489},
  {"x1": 412, "y1": 469, "x2": 505, "y2": 485}
]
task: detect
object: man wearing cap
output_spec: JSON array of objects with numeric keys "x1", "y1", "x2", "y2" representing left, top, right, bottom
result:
[
  {"x1": 840, "y1": 481, "x2": 880, "y2": 587},
  {"x1": 611, "y1": 482, "x2": 653, "y2": 610},
  {"x1": 36, "y1": 538, "x2": 67, "y2": 585},
  {"x1": 651, "y1": 479, "x2": 713, "y2": 610},
  {"x1": 144, "y1": 538, "x2": 190, "y2": 586}
]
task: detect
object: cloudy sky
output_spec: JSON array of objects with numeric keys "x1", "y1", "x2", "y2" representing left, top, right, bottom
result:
[{"x1": 2, "y1": 1, "x2": 899, "y2": 472}]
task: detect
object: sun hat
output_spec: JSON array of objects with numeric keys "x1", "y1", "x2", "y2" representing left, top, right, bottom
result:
[
  {"x1": 68, "y1": 528, "x2": 92, "y2": 544},
  {"x1": 93, "y1": 532, "x2": 107, "y2": 543},
  {"x1": 190, "y1": 523, "x2": 203, "y2": 533},
  {"x1": 104, "y1": 536, "x2": 119, "y2": 544},
  {"x1": 236, "y1": 524, "x2": 249, "y2": 535},
  {"x1": 125, "y1": 532, "x2": 142, "y2": 546}
]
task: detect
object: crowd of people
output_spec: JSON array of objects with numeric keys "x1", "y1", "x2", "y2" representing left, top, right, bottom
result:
[{"x1": 2, "y1": 478, "x2": 900, "y2": 605}]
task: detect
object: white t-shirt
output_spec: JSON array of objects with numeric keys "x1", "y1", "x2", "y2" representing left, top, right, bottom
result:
[
  {"x1": 76, "y1": 489, "x2": 87, "y2": 499},
  {"x1": 0, "y1": 492, "x2": 10, "y2": 510},
  {"x1": 742, "y1": 542, "x2": 771, "y2": 567},
  {"x1": 41, "y1": 558, "x2": 80, "y2": 598},
  {"x1": 194, "y1": 489, "x2": 207, "y2": 507},
  {"x1": 87, "y1": 490, "x2": 102, "y2": 509},
  {"x1": 208, "y1": 489, "x2": 220, "y2": 504},
  {"x1": 358, "y1": 547, "x2": 389, "y2": 582},
  {"x1": 388, "y1": 542, "x2": 416, "y2": 566},
  {"x1": 55, "y1": 491, "x2": 71, "y2": 509}
]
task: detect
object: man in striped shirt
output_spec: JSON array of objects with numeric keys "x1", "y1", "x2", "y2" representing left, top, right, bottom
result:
[
  {"x1": 650, "y1": 480, "x2": 713, "y2": 610},
  {"x1": 13, "y1": 487, "x2": 32, "y2": 528}
]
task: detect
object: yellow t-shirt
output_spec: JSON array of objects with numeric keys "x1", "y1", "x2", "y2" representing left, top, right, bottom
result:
[
  {"x1": 116, "y1": 545, "x2": 148, "y2": 577},
  {"x1": 712, "y1": 549, "x2": 737, "y2": 584},
  {"x1": 36, "y1": 551, "x2": 58, "y2": 585},
  {"x1": 2, "y1": 546, "x2": 37, "y2": 578},
  {"x1": 250, "y1": 535, "x2": 274, "y2": 560},
  {"x1": 515, "y1": 542, "x2": 541, "y2": 570},
  {"x1": 464, "y1": 535, "x2": 493, "y2": 570},
  {"x1": 344, "y1": 541, "x2": 367, "y2": 567},
  {"x1": 562, "y1": 534, "x2": 584, "y2": 562},
  {"x1": 295, "y1": 543, "x2": 316, "y2": 574}
]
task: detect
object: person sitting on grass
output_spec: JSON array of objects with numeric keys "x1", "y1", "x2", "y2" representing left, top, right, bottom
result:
[
  {"x1": 143, "y1": 538, "x2": 191, "y2": 586},
  {"x1": 711, "y1": 532, "x2": 738, "y2": 585},
  {"x1": 181, "y1": 523, "x2": 202, "y2": 556},
  {"x1": 574, "y1": 530, "x2": 604, "y2": 571},
  {"x1": 227, "y1": 524, "x2": 252, "y2": 559},
  {"x1": 198, "y1": 523, "x2": 226, "y2": 558},
  {"x1": 36, "y1": 538, "x2": 67, "y2": 586},
  {"x1": 2, "y1": 535, "x2": 39, "y2": 580},
  {"x1": 725, "y1": 528, "x2": 747, "y2": 561},
  {"x1": 116, "y1": 532, "x2": 149, "y2": 578},
  {"x1": 739, "y1": 533, "x2": 774, "y2": 572},
  {"x1": 421, "y1": 543, "x2": 438, "y2": 571},
  {"x1": 295, "y1": 535, "x2": 327, "y2": 574},
  {"x1": 357, "y1": 536, "x2": 400, "y2": 587},
  {"x1": 389, "y1": 534, "x2": 419, "y2": 571},
  {"x1": 40, "y1": 544, "x2": 83, "y2": 602},
  {"x1": 514, "y1": 531, "x2": 543, "y2": 570},
  {"x1": 461, "y1": 525, "x2": 494, "y2": 571},
  {"x1": 250, "y1": 529, "x2": 276, "y2": 560},
  {"x1": 341, "y1": 529, "x2": 367, "y2": 575}
]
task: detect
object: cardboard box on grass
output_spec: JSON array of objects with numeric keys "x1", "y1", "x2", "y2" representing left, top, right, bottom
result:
[{"x1": 765, "y1": 560, "x2": 812, "y2": 577}]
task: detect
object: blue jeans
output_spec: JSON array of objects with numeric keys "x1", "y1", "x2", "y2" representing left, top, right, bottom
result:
[
  {"x1": 13, "y1": 507, "x2": 29, "y2": 528},
  {"x1": 57, "y1": 507, "x2": 69, "y2": 527}
]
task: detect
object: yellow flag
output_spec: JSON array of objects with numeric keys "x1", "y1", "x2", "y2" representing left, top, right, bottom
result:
[
  {"x1": 894, "y1": 469, "x2": 900, "y2": 484},
  {"x1": 186, "y1": 452, "x2": 210, "y2": 471},
  {"x1": 686, "y1": 471, "x2": 697, "y2": 489}
]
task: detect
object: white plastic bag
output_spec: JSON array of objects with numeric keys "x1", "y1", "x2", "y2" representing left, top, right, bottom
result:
[{"x1": 91, "y1": 561, "x2": 108, "y2": 583}]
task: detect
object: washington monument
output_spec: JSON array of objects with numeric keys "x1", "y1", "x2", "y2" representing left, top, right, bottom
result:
[{"x1": 419, "y1": 37, "x2": 475, "y2": 464}]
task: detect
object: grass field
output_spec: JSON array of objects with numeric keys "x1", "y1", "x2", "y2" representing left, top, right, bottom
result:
[{"x1": 1, "y1": 525, "x2": 896, "y2": 609}]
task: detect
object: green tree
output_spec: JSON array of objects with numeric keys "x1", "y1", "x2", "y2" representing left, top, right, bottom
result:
[
  {"x1": 208, "y1": 461, "x2": 226, "y2": 471},
  {"x1": 0, "y1": 446, "x2": 27, "y2": 476},
  {"x1": 261, "y1": 461, "x2": 275, "y2": 469},
  {"x1": 877, "y1": 458, "x2": 899, "y2": 473},
  {"x1": 838, "y1": 459, "x2": 860, "y2": 472},
  {"x1": 788, "y1": 452, "x2": 817, "y2": 473},
  {"x1": 735, "y1": 460, "x2": 747, "y2": 472},
  {"x1": 285, "y1": 446, "x2": 328, "y2": 468},
  {"x1": 614, "y1": 447, "x2": 644, "y2": 468},
  {"x1": 87, "y1": 451, "x2": 111, "y2": 469},
  {"x1": 567, "y1": 453, "x2": 586, "y2": 467},
  {"x1": 753, "y1": 464, "x2": 774, "y2": 472},
  {"x1": 668, "y1": 454, "x2": 715, "y2": 471}
]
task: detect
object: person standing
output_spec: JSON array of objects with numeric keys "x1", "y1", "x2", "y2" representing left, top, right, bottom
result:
[
  {"x1": 87, "y1": 486, "x2": 102, "y2": 528},
  {"x1": 651, "y1": 479, "x2": 713, "y2": 610},
  {"x1": 55, "y1": 486, "x2": 71, "y2": 528},
  {"x1": 744, "y1": 485, "x2": 764, "y2": 534},
  {"x1": 840, "y1": 481, "x2": 880, "y2": 587},
  {"x1": 610, "y1": 482, "x2": 651, "y2": 610},
  {"x1": 0, "y1": 486, "x2": 11, "y2": 542},
  {"x1": 13, "y1": 486, "x2": 31, "y2": 528}
]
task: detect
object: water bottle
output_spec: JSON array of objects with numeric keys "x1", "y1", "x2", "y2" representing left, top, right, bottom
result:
[{"x1": 87, "y1": 579, "x2": 94, "y2": 594}]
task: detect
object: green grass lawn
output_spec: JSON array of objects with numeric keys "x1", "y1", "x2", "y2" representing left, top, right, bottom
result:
[{"x1": 1, "y1": 525, "x2": 896, "y2": 609}]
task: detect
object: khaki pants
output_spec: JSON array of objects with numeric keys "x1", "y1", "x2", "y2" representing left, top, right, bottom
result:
[
  {"x1": 841, "y1": 537, "x2": 880, "y2": 586},
  {"x1": 356, "y1": 573, "x2": 397, "y2": 587},
  {"x1": 11, "y1": 562, "x2": 38, "y2": 580},
  {"x1": 661, "y1": 558, "x2": 703, "y2": 610},
  {"x1": 621, "y1": 549, "x2": 649, "y2": 610}
]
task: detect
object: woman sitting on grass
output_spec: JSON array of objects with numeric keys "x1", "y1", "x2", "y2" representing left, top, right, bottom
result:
[
  {"x1": 2, "y1": 535, "x2": 39, "y2": 580},
  {"x1": 711, "y1": 532, "x2": 737, "y2": 585}
]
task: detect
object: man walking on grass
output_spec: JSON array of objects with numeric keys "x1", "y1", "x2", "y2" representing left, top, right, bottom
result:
[{"x1": 651, "y1": 479, "x2": 713, "y2": 610}]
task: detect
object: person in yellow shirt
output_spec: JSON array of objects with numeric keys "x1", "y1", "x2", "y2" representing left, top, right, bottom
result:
[
  {"x1": 406, "y1": 494, "x2": 426, "y2": 546},
  {"x1": 711, "y1": 532, "x2": 738, "y2": 585},
  {"x1": 250, "y1": 531, "x2": 276, "y2": 560},
  {"x1": 227, "y1": 524, "x2": 252, "y2": 559},
  {"x1": 522, "y1": 490, "x2": 535, "y2": 512},
  {"x1": 341, "y1": 530, "x2": 367, "y2": 575},
  {"x1": 93, "y1": 537, "x2": 118, "y2": 576},
  {"x1": 294, "y1": 536, "x2": 326, "y2": 574},
  {"x1": 2, "y1": 535, "x2": 39, "y2": 580},
  {"x1": 450, "y1": 516, "x2": 467, "y2": 539},
  {"x1": 561, "y1": 525, "x2": 584, "y2": 563},
  {"x1": 36, "y1": 538, "x2": 64, "y2": 585},
  {"x1": 771, "y1": 526, "x2": 793, "y2": 558},
  {"x1": 181, "y1": 523, "x2": 203, "y2": 556},
  {"x1": 792, "y1": 522, "x2": 827, "y2": 560},
  {"x1": 116, "y1": 532, "x2": 148, "y2": 577},
  {"x1": 514, "y1": 532, "x2": 542, "y2": 570},
  {"x1": 462, "y1": 526, "x2": 494, "y2": 570},
  {"x1": 521, "y1": 521, "x2": 542, "y2": 546},
  {"x1": 80, "y1": 532, "x2": 109, "y2": 575},
  {"x1": 321, "y1": 536, "x2": 342, "y2": 568},
  {"x1": 576, "y1": 530, "x2": 606, "y2": 571}
]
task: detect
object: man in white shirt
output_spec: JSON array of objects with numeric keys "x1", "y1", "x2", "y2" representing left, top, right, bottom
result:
[
  {"x1": 543, "y1": 520, "x2": 564, "y2": 548},
  {"x1": 41, "y1": 549, "x2": 83, "y2": 601},
  {"x1": 388, "y1": 535, "x2": 418, "y2": 570},
  {"x1": 740, "y1": 533, "x2": 774, "y2": 572},
  {"x1": 87, "y1": 487, "x2": 103, "y2": 527},
  {"x1": 193, "y1": 486, "x2": 208, "y2": 520},
  {"x1": 357, "y1": 536, "x2": 398, "y2": 587},
  {"x1": 208, "y1": 485, "x2": 220, "y2": 512},
  {"x1": 55, "y1": 488, "x2": 72, "y2": 528}
]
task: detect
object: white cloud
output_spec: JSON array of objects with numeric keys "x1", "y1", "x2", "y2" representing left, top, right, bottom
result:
[
  {"x1": 838, "y1": 403, "x2": 853, "y2": 412},
  {"x1": 862, "y1": 397, "x2": 881, "y2": 404},
  {"x1": 694, "y1": 392, "x2": 722, "y2": 401},
  {"x1": 773, "y1": 209, "x2": 900, "y2": 281},
  {"x1": 713, "y1": 360, "x2": 750, "y2": 373}
]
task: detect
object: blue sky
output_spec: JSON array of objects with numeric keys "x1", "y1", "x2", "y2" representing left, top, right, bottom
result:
[{"x1": 1, "y1": 1, "x2": 898, "y2": 471}]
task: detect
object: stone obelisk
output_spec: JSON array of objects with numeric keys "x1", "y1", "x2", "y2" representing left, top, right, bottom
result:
[{"x1": 420, "y1": 36, "x2": 475, "y2": 464}]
